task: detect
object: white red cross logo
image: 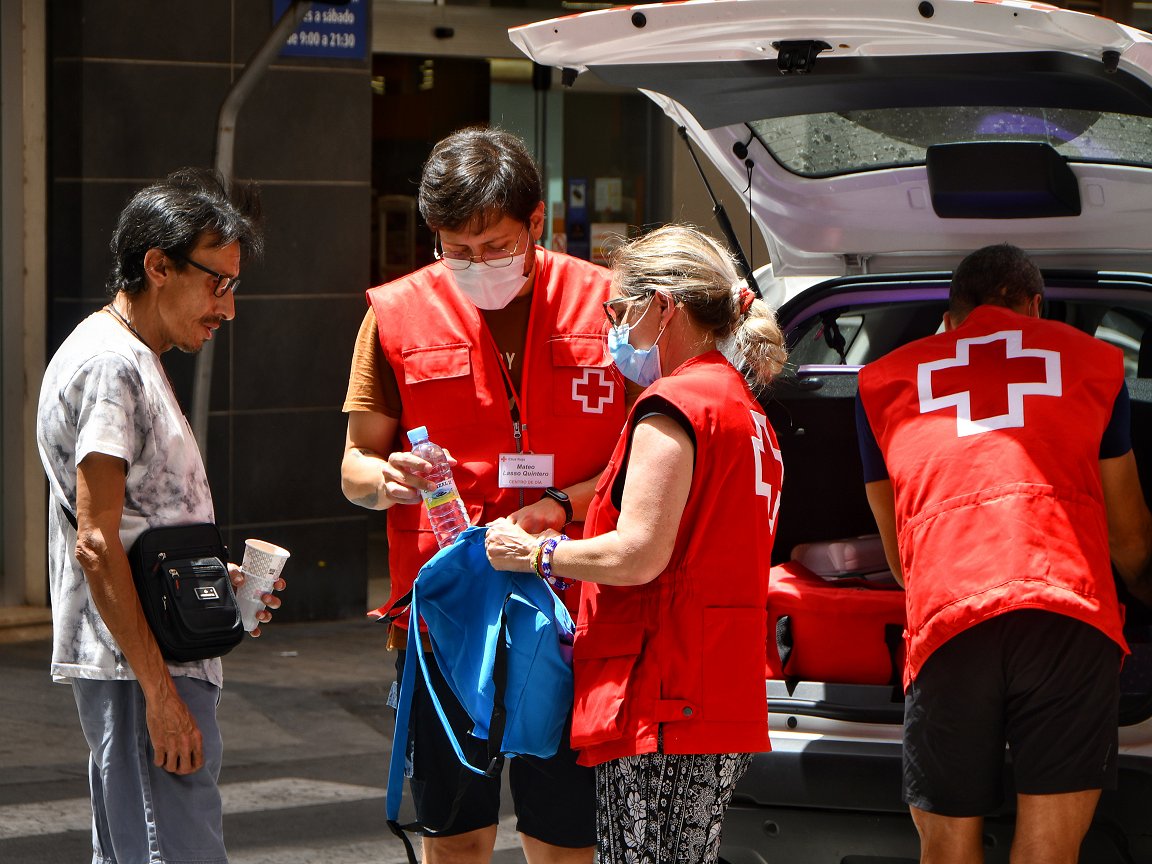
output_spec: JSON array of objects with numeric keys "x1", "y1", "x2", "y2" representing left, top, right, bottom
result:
[
  {"x1": 572, "y1": 367, "x2": 615, "y2": 414},
  {"x1": 750, "y1": 411, "x2": 783, "y2": 531},
  {"x1": 917, "y1": 330, "x2": 1061, "y2": 438}
]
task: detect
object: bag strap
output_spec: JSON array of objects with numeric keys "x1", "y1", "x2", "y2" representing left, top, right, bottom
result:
[
  {"x1": 385, "y1": 586, "x2": 496, "y2": 862},
  {"x1": 386, "y1": 618, "x2": 419, "y2": 825},
  {"x1": 385, "y1": 619, "x2": 421, "y2": 864},
  {"x1": 483, "y1": 595, "x2": 514, "y2": 776},
  {"x1": 380, "y1": 588, "x2": 413, "y2": 625},
  {"x1": 411, "y1": 591, "x2": 493, "y2": 778},
  {"x1": 59, "y1": 502, "x2": 78, "y2": 531}
]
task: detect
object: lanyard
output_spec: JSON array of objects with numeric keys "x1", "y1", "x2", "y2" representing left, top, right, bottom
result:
[
  {"x1": 481, "y1": 322, "x2": 529, "y2": 452},
  {"x1": 481, "y1": 323, "x2": 530, "y2": 508}
]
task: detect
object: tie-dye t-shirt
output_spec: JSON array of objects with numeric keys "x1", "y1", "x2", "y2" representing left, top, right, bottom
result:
[{"x1": 36, "y1": 310, "x2": 222, "y2": 686}]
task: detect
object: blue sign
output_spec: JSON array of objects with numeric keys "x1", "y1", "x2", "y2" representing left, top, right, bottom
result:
[{"x1": 274, "y1": 0, "x2": 368, "y2": 60}]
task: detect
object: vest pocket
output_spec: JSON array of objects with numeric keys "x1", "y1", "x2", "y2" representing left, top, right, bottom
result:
[
  {"x1": 550, "y1": 334, "x2": 620, "y2": 419},
  {"x1": 401, "y1": 343, "x2": 477, "y2": 428},
  {"x1": 701, "y1": 606, "x2": 766, "y2": 721},
  {"x1": 571, "y1": 621, "x2": 643, "y2": 749}
]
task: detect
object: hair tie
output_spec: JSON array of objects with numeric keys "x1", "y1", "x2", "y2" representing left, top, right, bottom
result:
[{"x1": 739, "y1": 286, "x2": 755, "y2": 315}]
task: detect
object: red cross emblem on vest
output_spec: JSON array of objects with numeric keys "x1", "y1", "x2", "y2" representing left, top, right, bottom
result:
[
  {"x1": 572, "y1": 368, "x2": 615, "y2": 414},
  {"x1": 751, "y1": 410, "x2": 783, "y2": 531},
  {"x1": 918, "y1": 329, "x2": 1062, "y2": 438}
]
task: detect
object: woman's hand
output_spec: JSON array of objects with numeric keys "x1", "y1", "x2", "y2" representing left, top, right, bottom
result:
[{"x1": 484, "y1": 517, "x2": 551, "y2": 572}]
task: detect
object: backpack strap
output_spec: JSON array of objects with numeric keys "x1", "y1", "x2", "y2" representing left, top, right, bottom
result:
[
  {"x1": 378, "y1": 588, "x2": 413, "y2": 625},
  {"x1": 385, "y1": 817, "x2": 420, "y2": 864},
  {"x1": 412, "y1": 608, "x2": 494, "y2": 777},
  {"x1": 385, "y1": 584, "x2": 499, "y2": 860},
  {"x1": 385, "y1": 608, "x2": 428, "y2": 864},
  {"x1": 386, "y1": 611, "x2": 419, "y2": 818},
  {"x1": 483, "y1": 595, "x2": 515, "y2": 776}
]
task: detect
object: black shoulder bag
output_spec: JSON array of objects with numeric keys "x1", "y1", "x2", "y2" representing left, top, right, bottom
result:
[{"x1": 61, "y1": 505, "x2": 244, "y2": 662}]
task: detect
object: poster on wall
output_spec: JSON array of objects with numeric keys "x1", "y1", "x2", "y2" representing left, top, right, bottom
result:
[
  {"x1": 590, "y1": 223, "x2": 628, "y2": 266},
  {"x1": 274, "y1": 0, "x2": 368, "y2": 60},
  {"x1": 594, "y1": 177, "x2": 623, "y2": 218},
  {"x1": 567, "y1": 179, "x2": 590, "y2": 261}
]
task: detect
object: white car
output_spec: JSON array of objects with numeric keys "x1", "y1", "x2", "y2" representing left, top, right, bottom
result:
[{"x1": 512, "y1": 2, "x2": 1152, "y2": 861}]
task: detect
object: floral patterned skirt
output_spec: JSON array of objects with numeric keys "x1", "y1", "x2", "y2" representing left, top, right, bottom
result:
[{"x1": 594, "y1": 747, "x2": 753, "y2": 864}]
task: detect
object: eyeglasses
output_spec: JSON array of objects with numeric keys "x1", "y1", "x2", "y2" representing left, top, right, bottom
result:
[
  {"x1": 434, "y1": 226, "x2": 527, "y2": 271},
  {"x1": 176, "y1": 254, "x2": 240, "y2": 297},
  {"x1": 602, "y1": 294, "x2": 652, "y2": 329}
]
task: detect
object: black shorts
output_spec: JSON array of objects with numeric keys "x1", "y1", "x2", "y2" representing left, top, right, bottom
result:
[
  {"x1": 394, "y1": 649, "x2": 596, "y2": 847},
  {"x1": 903, "y1": 609, "x2": 1120, "y2": 817}
]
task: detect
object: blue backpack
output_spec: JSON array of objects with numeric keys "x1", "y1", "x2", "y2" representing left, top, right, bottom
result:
[{"x1": 385, "y1": 527, "x2": 576, "y2": 838}]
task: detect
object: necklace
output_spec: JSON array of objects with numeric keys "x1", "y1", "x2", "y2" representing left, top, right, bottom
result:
[
  {"x1": 104, "y1": 302, "x2": 150, "y2": 349},
  {"x1": 103, "y1": 302, "x2": 177, "y2": 396}
]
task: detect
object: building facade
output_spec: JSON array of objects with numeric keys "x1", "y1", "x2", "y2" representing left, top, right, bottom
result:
[{"x1": 1, "y1": 0, "x2": 1147, "y2": 626}]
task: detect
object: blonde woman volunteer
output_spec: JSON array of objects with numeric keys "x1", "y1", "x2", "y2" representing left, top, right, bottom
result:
[{"x1": 485, "y1": 224, "x2": 787, "y2": 864}]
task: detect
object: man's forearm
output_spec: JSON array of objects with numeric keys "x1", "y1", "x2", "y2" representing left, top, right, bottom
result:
[
  {"x1": 564, "y1": 475, "x2": 603, "y2": 523},
  {"x1": 1113, "y1": 534, "x2": 1152, "y2": 608},
  {"x1": 76, "y1": 529, "x2": 176, "y2": 698},
  {"x1": 865, "y1": 480, "x2": 905, "y2": 587},
  {"x1": 341, "y1": 447, "x2": 395, "y2": 511}
]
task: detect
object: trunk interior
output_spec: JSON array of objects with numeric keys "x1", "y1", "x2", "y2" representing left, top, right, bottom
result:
[{"x1": 759, "y1": 274, "x2": 1152, "y2": 726}]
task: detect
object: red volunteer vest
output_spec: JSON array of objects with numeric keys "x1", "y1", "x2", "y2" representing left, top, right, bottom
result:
[
  {"x1": 858, "y1": 305, "x2": 1128, "y2": 684},
  {"x1": 573, "y1": 352, "x2": 781, "y2": 766},
  {"x1": 369, "y1": 248, "x2": 626, "y2": 621}
]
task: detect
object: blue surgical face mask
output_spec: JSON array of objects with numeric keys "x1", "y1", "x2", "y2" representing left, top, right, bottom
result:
[{"x1": 608, "y1": 297, "x2": 667, "y2": 387}]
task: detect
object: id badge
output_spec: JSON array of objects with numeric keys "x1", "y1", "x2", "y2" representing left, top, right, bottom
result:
[{"x1": 498, "y1": 453, "x2": 555, "y2": 488}]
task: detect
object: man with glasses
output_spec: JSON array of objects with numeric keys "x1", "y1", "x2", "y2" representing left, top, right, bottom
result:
[
  {"x1": 342, "y1": 127, "x2": 628, "y2": 864},
  {"x1": 36, "y1": 168, "x2": 277, "y2": 864}
]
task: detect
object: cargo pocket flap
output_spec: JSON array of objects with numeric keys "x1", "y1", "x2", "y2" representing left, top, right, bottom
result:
[
  {"x1": 550, "y1": 335, "x2": 611, "y2": 369},
  {"x1": 402, "y1": 343, "x2": 472, "y2": 384}
]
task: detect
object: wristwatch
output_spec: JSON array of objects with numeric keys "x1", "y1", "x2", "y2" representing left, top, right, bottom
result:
[{"x1": 542, "y1": 487, "x2": 573, "y2": 525}]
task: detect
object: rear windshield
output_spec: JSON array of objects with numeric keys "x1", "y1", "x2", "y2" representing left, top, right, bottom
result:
[
  {"x1": 752, "y1": 107, "x2": 1152, "y2": 177},
  {"x1": 785, "y1": 292, "x2": 1152, "y2": 376}
]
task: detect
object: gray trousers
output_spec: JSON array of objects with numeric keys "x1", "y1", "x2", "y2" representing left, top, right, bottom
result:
[{"x1": 72, "y1": 676, "x2": 226, "y2": 864}]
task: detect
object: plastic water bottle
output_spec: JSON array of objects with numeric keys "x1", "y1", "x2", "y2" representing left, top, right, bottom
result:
[{"x1": 407, "y1": 426, "x2": 469, "y2": 548}]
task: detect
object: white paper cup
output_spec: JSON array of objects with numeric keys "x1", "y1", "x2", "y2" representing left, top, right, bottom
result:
[{"x1": 238, "y1": 539, "x2": 290, "y2": 632}]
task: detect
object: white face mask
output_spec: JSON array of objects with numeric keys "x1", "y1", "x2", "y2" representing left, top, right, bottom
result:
[{"x1": 447, "y1": 251, "x2": 530, "y2": 310}]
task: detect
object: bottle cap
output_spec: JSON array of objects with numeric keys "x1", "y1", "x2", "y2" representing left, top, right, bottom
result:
[{"x1": 407, "y1": 426, "x2": 429, "y2": 446}]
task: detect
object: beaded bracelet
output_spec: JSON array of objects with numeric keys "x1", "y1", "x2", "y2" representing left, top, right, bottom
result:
[
  {"x1": 540, "y1": 534, "x2": 573, "y2": 591},
  {"x1": 530, "y1": 542, "x2": 546, "y2": 580}
]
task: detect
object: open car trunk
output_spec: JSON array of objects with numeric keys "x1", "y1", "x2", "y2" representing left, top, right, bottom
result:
[
  {"x1": 762, "y1": 271, "x2": 1152, "y2": 722},
  {"x1": 735, "y1": 271, "x2": 1152, "y2": 861}
]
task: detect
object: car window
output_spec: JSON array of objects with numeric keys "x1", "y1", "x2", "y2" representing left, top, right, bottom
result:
[
  {"x1": 1097, "y1": 313, "x2": 1142, "y2": 377},
  {"x1": 751, "y1": 107, "x2": 1152, "y2": 178},
  {"x1": 786, "y1": 301, "x2": 946, "y2": 367},
  {"x1": 785, "y1": 295, "x2": 1152, "y2": 373}
]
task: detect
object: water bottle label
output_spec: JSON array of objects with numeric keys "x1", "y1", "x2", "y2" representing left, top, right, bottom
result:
[{"x1": 425, "y1": 483, "x2": 462, "y2": 509}]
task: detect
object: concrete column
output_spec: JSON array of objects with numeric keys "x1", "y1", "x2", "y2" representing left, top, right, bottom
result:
[{"x1": 1, "y1": 0, "x2": 49, "y2": 607}]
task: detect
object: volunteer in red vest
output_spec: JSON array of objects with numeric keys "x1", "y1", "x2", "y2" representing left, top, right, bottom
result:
[
  {"x1": 857, "y1": 243, "x2": 1152, "y2": 864},
  {"x1": 341, "y1": 127, "x2": 627, "y2": 864},
  {"x1": 485, "y1": 224, "x2": 787, "y2": 864}
]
